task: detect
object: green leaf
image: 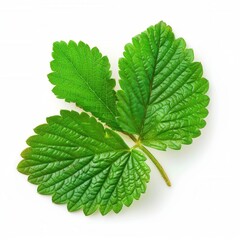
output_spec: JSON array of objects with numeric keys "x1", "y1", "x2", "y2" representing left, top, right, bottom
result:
[
  {"x1": 117, "y1": 21, "x2": 209, "y2": 150},
  {"x1": 48, "y1": 41, "x2": 120, "y2": 130},
  {"x1": 17, "y1": 110, "x2": 150, "y2": 215},
  {"x1": 18, "y1": 21, "x2": 210, "y2": 215}
]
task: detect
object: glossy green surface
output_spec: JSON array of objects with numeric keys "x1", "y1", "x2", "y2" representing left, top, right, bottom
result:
[
  {"x1": 18, "y1": 111, "x2": 150, "y2": 215},
  {"x1": 48, "y1": 41, "x2": 120, "y2": 130},
  {"x1": 117, "y1": 21, "x2": 209, "y2": 150},
  {"x1": 18, "y1": 21, "x2": 209, "y2": 215}
]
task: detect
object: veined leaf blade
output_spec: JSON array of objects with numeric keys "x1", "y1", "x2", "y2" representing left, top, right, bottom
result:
[
  {"x1": 48, "y1": 41, "x2": 120, "y2": 130},
  {"x1": 18, "y1": 110, "x2": 150, "y2": 215},
  {"x1": 117, "y1": 21, "x2": 209, "y2": 150}
]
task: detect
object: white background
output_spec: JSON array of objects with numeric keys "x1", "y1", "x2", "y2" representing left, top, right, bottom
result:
[{"x1": 0, "y1": 0, "x2": 239, "y2": 239}]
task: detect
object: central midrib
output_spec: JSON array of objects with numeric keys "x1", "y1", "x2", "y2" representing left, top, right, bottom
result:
[{"x1": 138, "y1": 33, "x2": 162, "y2": 138}]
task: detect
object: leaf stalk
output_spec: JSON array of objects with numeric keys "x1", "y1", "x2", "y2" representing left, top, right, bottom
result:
[
  {"x1": 138, "y1": 144, "x2": 171, "y2": 187},
  {"x1": 128, "y1": 134, "x2": 171, "y2": 187}
]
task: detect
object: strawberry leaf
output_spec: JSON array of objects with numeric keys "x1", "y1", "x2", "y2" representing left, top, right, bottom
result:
[
  {"x1": 18, "y1": 110, "x2": 150, "y2": 215},
  {"x1": 18, "y1": 21, "x2": 209, "y2": 215},
  {"x1": 48, "y1": 41, "x2": 120, "y2": 130},
  {"x1": 117, "y1": 21, "x2": 209, "y2": 150}
]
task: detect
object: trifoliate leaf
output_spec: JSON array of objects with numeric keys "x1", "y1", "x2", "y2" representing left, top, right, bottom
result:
[
  {"x1": 17, "y1": 110, "x2": 150, "y2": 215},
  {"x1": 48, "y1": 41, "x2": 120, "y2": 130},
  {"x1": 117, "y1": 21, "x2": 209, "y2": 150},
  {"x1": 18, "y1": 20, "x2": 210, "y2": 215}
]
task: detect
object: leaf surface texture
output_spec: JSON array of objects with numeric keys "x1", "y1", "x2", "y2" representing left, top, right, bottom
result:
[
  {"x1": 18, "y1": 111, "x2": 150, "y2": 215},
  {"x1": 117, "y1": 21, "x2": 209, "y2": 150},
  {"x1": 48, "y1": 41, "x2": 119, "y2": 130}
]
